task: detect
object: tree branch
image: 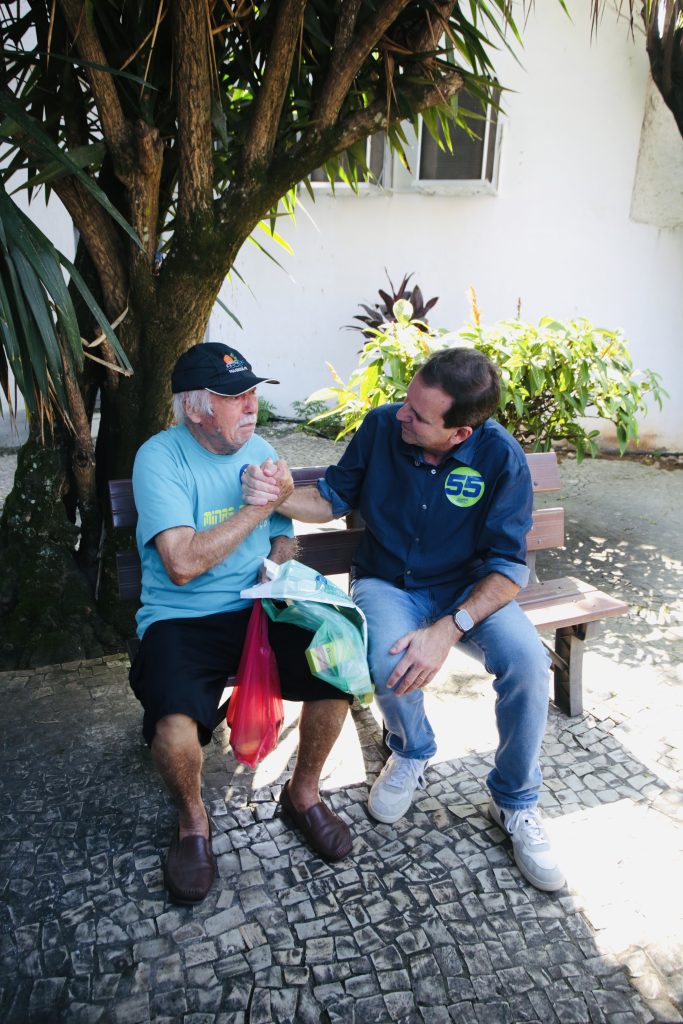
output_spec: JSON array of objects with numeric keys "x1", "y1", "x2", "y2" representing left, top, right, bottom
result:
[
  {"x1": 329, "y1": 66, "x2": 463, "y2": 152},
  {"x1": 242, "y1": 0, "x2": 308, "y2": 176},
  {"x1": 57, "y1": 0, "x2": 135, "y2": 183},
  {"x1": 331, "y1": 0, "x2": 364, "y2": 61},
  {"x1": 314, "y1": 0, "x2": 413, "y2": 129},
  {"x1": 56, "y1": 179, "x2": 128, "y2": 317},
  {"x1": 129, "y1": 120, "x2": 164, "y2": 265},
  {"x1": 215, "y1": 66, "x2": 463, "y2": 256},
  {"x1": 404, "y1": 0, "x2": 457, "y2": 55},
  {"x1": 172, "y1": 0, "x2": 214, "y2": 234}
]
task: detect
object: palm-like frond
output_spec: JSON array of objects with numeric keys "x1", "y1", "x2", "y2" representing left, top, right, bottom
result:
[{"x1": 0, "y1": 182, "x2": 132, "y2": 430}]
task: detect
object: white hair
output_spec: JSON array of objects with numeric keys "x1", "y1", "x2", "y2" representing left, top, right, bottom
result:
[{"x1": 172, "y1": 389, "x2": 214, "y2": 425}]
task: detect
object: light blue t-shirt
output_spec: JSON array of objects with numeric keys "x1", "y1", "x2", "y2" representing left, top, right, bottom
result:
[{"x1": 132, "y1": 424, "x2": 293, "y2": 636}]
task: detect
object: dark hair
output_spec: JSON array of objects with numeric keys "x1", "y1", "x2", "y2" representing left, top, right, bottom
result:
[{"x1": 419, "y1": 348, "x2": 500, "y2": 428}]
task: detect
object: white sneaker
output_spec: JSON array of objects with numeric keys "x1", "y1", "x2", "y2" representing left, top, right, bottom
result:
[
  {"x1": 368, "y1": 754, "x2": 428, "y2": 823},
  {"x1": 488, "y1": 798, "x2": 565, "y2": 892}
]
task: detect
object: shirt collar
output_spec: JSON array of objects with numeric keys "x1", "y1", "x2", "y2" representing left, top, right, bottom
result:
[{"x1": 448, "y1": 422, "x2": 484, "y2": 465}]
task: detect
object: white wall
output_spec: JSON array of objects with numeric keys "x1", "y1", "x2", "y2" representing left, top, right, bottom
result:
[{"x1": 210, "y1": 1, "x2": 683, "y2": 450}]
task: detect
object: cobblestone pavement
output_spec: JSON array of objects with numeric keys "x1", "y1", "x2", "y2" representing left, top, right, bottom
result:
[{"x1": 1, "y1": 425, "x2": 682, "y2": 1023}]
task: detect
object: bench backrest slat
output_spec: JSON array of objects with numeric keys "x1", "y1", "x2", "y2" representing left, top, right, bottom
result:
[
  {"x1": 526, "y1": 507, "x2": 564, "y2": 550},
  {"x1": 109, "y1": 452, "x2": 564, "y2": 601},
  {"x1": 525, "y1": 452, "x2": 561, "y2": 492},
  {"x1": 109, "y1": 479, "x2": 137, "y2": 529},
  {"x1": 109, "y1": 467, "x2": 327, "y2": 530}
]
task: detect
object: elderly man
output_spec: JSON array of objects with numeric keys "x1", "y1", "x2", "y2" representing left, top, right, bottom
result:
[
  {"x1": 129, "y1": 342, "x2": 352, "y2": 905},
  {"x1": 242, "y1": 347, "x2": 565, "y2": 893}
]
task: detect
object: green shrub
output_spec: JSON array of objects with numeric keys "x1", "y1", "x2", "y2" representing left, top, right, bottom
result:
[
  {"x1": 257, "y1": 397, "x2": 276, "y2": 425},
  {"x1": 291, "y1": 398, "x2": 345, "y2": 440},
  {"x1": 308, "y1": 301, "x2": 666, "y2": 461}
]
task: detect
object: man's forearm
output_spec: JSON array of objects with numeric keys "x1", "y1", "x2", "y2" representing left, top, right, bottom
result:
[
  {"x1": 157, "y1": 503, "x2": 280, "y2": 585},
  {"x1": 278, "y1": 485, "x2": 334, "y2": 523},
  {"x1": 444, "y1": 573, "x2": 520, "y2": 635},
  {"x1": 268, "y1": 534, "x2": 298, "y2": 565}
]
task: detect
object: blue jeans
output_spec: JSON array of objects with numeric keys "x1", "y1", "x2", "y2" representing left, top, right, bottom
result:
[{"x1": 352, "y1": 576, "x2": 551, "y2": 810}]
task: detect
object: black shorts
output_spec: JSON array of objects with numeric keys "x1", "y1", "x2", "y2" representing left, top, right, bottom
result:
[{"x1": 129, "y1": 608, "x2": 351, "y2": 746}]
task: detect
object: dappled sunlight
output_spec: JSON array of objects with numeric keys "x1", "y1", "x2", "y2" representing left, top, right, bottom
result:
[
  {"x1": 567, "y1": 648, "x2": 683, "y2": 788},
  {"x1": 427, "y1": 684, "x2": 498, "y2": 765},
  {"x1": 249, "y1": 702, "x2": 301, "y2": 787},
  {"x1": 547, "y1": 800, "x2": 683, "y2": 960},
  {"x1": 234, "y1": 696, "x2": 371, "y2": 792}
]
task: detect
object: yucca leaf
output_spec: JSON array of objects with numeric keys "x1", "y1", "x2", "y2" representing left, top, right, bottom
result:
[
  {"x1": 0, "y1": 92, "x2": 142, "y2": 249},
  {"x1": 215, "y1": 295, "x2": 243, "y2": 330},
  {"x1": 11, "y1": 248, "x2": 66, "y2": 392},
  {"x1": 0, "y1": 190, "x2": 82, "y2": 367},
  {"x1": 59, "y1": 255, "x2": 132, "y2": 373},
  {"x1": 13, "y1": 141, "x2": 107, "y2": 193}
]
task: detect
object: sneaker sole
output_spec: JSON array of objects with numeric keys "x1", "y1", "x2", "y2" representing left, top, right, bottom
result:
[
  {"x1": 367, "y1": 797, "x2": 409, "y2": 824},
  {"x1": 511, "y1": 854, "x2": 565, "y2": 893}
]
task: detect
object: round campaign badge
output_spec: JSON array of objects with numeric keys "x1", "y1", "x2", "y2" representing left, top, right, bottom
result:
[{"x1": 444, "y1": 467, "x2": 485, "y2": 507}]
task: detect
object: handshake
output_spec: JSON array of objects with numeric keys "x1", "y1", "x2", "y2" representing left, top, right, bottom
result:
[{"x1": 241, "y1": 458, "x2": 294, "y2": 507}]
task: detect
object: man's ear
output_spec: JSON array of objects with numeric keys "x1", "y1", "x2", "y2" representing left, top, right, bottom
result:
[
  {"x1": 183, "y1": 396, "x2": 201, "y2": 425},
  {"x1": 450, "y1": 425, "x2": 473, "y2": 446}
]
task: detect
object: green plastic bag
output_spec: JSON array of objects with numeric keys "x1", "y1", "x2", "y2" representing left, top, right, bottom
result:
[{"x1": 241, "y1": 559, "x2": 373, "y2": 703}]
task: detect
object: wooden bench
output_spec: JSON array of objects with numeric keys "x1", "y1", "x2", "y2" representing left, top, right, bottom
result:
[{"x1": 109, "y1": 452, "x2": 628, "y2": 717}]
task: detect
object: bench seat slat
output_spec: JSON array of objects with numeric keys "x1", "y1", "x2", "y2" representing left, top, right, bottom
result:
[{"x1": 520, "y1": 576, "x2": 628, "y2": 631}]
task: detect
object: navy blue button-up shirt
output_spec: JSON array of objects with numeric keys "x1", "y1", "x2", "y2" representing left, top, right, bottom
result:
[{"x1": 319, "y1": 404, "x2": 532, "y2": 610}]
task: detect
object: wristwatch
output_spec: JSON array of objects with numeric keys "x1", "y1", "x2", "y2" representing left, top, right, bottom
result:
[{"x1": 452, "y1": 606, "x2": 475, "y2": 636}]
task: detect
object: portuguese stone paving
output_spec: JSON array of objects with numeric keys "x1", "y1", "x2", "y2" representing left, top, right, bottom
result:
[{"x1": 1, "y1": 425, "x2": 682, "y2": 1023}]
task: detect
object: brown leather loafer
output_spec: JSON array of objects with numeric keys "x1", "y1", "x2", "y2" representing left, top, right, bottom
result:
[
  {"x1": 279, "y1": 781, "x2": 352, "y2": 862},
  {"x1": 164, "y1": 813, "x2": 216, "y2": 905}
]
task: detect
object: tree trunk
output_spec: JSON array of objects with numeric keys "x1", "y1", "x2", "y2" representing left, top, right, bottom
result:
[
  {"x1": 0, "y1": 270, "x2": 221, "y2": 670},
  {"x1": 0, "y1": 427, "x2": 123, "y2": 669}
]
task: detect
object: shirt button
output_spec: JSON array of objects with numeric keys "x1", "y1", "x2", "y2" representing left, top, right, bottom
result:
[
  {"x1": 414, "y1": 460, "x2": 420, "y2": 467},
  {"x1": 406, "y1": 569, "x2": 412, "y2": 576},
  {"x1": 415, "y1": 537, "x2": 420, "y2": 543},
  {"x1": 430, "y1": 468, "x2": 436, "y2": 475},
  {"x1": 421, "y1": 504, "x2": 427, "y2": 510}
]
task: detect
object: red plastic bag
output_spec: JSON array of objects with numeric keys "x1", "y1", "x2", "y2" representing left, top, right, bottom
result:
[{"x1": 226, "y1": 600, "x2": 284, "y2": 768}]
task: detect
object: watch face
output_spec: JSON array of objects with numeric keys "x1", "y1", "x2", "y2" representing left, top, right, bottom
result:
[{"x1": 454, "y1": 608, "x2": 474, "y2": 632}]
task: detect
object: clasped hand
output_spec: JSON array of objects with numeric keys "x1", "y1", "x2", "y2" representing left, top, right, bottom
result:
[{"x1": 242, "y1": 458, "x2": 293, "y2": 506}]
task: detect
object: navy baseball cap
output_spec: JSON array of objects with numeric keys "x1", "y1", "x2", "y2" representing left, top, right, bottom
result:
[{"x1": 171, "y1": 342, "x2": 279, "y2": 396}]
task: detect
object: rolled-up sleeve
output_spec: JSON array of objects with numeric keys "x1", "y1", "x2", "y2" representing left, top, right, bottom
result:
[{"x1": 317, "y1": 477, "x2": 353, "y2": 518}]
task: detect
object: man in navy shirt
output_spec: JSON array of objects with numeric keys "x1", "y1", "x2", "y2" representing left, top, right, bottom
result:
[{"x1": 242, "y1": 348, "x2": 564, "y2": 892}]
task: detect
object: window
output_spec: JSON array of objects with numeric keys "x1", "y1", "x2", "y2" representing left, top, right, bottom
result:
[
  {"x1": 310, "y1": 132, "x2": 387, "y2": 189},
  {"x1": 417, "y1": 89, "x2": 501, "y2": 192}
]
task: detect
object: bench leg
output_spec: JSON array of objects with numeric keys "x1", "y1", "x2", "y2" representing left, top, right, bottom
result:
[{"x1": 553, "y1": 623, "x2": 600, "y2": 717}]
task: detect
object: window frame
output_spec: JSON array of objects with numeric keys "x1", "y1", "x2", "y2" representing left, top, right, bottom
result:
[
  {"x1": 308, "y1": 132, "x2": 389, "y2": 195},
  {"x1": 400, "y1": 97, "x2": 502, "y2": 196}
]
